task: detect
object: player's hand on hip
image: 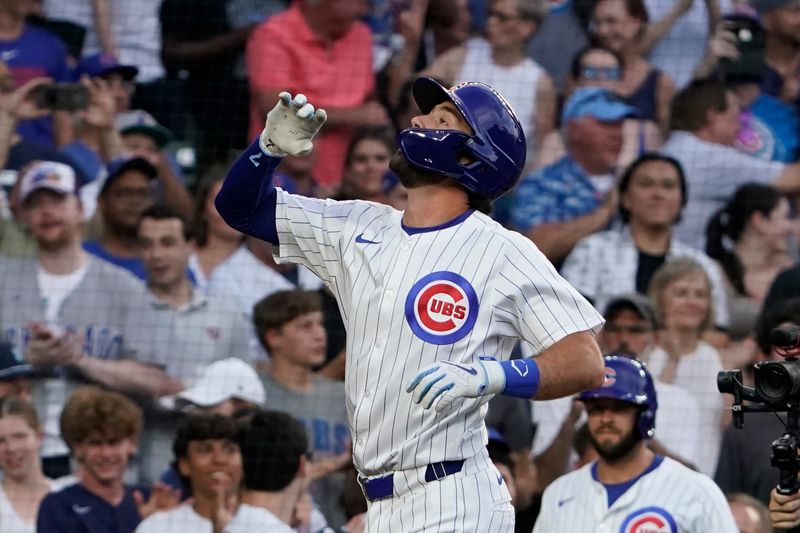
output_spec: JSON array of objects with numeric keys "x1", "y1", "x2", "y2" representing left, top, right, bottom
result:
[
  {"x1": 406, "y1": 358, "x2": 505, "y2": 413},
  {"x1": 261, "y1": 92, "x2": 327, "y2": 157}
]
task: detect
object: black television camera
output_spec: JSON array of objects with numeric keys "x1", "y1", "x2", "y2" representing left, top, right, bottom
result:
[{"x1": 718, "y1": 326, "x2": 800, "y2": 497}]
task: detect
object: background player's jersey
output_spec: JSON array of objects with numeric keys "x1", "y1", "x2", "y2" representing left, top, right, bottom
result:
[
  {"x1": 534, "y1": 457, "x2": 738, "y2": 533},
  {"x1": 273, "y1": 189, "x2": 604, "y2": 475}
]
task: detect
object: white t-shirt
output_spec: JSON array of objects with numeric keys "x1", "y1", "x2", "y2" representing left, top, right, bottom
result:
[
  {"x1": 135, "y1": 504, "x2": 212, "y2": 533},
  {"x1": 0, "y1": 481, "x2": 50, "y2": 533},
  {"x1": 189, "y1": 246, "x2": 294, "y2": 318},
  {"x1": 37, "y1": 261, "x2": 89, "y2": 324},
  {"x1": 645, "y1": 342, "x2": 726, "y2": 476},
  {"x1": 44, "y1": 0, "x2": 164, "y2": 81},
  {"x1": 223, "y1": 503, "x2": 294, "y2": 533}
]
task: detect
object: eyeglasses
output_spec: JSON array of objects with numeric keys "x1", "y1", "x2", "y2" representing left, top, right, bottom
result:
[
  {"x1": 488, "y1": 9, "x2": 521, "y2": 23},
  {"x1": 580, "y1": 65, "x2": 622, "y2": 81}
]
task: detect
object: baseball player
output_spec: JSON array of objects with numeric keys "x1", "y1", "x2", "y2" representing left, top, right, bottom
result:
[
  {"x1": 534, "y1": 355, "x2": 737, "y2": 533},
  {"x1": 215, "y1": 77, "x2": 605, "y2": 531}
]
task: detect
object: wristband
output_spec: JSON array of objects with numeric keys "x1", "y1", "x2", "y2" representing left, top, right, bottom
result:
[{"x1": 499, "y1": 358, "x2": 540, "y2": 399}]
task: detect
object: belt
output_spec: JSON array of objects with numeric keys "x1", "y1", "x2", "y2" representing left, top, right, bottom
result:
[{"x1": 359, "y1": 459, "x2": 465, "y2": 502}]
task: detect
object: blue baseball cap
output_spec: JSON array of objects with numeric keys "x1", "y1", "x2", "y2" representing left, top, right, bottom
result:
[
  {"x1": 74, "y1": 53, "x2": 139, "y2": 81},
  {"x1": 99, "y1": 155, "x2": 158, "y2": 194},
  {"x1": 0, "y1": 342, "x2": 52, "y2": 381},
  {"x1": 562, "y1": 87, "x2": 637, "y2": 124}
]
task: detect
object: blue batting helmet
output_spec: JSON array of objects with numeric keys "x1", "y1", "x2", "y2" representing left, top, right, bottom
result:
[
  {"x1": 578, "y1": 355, "x2": 658, "y2": 440},
  {"x1": 398, "y1": 77, "x2": 527, "y2": 201}
]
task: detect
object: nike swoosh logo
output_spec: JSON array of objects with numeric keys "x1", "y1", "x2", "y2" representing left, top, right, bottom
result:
[
  {"x1": 355, "y1": 232, "x2": 381, "y2": 244},
  {"x1": 441, "y1": 361, "x2": 478, "y2": 375},
  {"x1": 72, "y1": 504, "x2": 92, "y2": 515},
  {"x1": 558, "y1": 497, "x2": 574, "y2": 507}
]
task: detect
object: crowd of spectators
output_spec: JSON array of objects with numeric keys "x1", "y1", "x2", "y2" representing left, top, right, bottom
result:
[{"x1": 0, "y1": 0, "x2": 797, "y2": 531}]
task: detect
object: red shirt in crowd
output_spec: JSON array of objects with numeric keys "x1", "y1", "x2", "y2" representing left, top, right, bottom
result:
[{"x1": 246, "y1": 2, "x2": 374, "y2": 187}]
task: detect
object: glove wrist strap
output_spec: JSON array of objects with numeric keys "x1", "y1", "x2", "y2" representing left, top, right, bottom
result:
[{"x1": 259, "y1": 133, "x2": 286, "y2": 158}]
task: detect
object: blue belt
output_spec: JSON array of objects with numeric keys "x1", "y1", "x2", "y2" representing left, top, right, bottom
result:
[{"x1": 359, "y1": 459, "x2": 465, "y2": 502}]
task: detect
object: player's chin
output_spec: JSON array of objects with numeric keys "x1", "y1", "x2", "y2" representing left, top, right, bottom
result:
[{"x1": 389, "y1": 150, "x2": 447, "y2": 190}]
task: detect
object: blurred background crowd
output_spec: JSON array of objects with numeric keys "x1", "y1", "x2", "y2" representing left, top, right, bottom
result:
[{"x1": 0, "y1": 0, "x2": 797, "y2": 531}]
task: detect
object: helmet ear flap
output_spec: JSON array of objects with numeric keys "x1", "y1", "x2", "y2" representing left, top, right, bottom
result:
[{"x1": 638, "y1": 407, "x2": 656, "y2": 439}]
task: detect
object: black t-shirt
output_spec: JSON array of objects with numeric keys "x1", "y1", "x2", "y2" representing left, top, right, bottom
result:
[
  {"x1": 714, "y1": 410, "x2": 782, "y2": 505},
  {"x1": 160, "y1": 0, "x2": 238, "y2": 80},
  {"x1": 636, "y1": 250, "x2": 667, "y2": 294},
  {"x1": 486, "y1": 395, "x2": 535, "y2": 453}
]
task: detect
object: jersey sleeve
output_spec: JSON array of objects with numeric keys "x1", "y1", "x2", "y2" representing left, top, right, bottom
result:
[
  {"x1": 689, "y1": 475, "x2": 739, "y2": 533},
  {"x1": 273, "y1": 190, "x2": 361, "y2": 295},
  {"x1": 559, "y1": 234, "x2": 602, "y2": 304},
  {"x1": 500, "y1": 234, "x2": 604, "y2": 354}
]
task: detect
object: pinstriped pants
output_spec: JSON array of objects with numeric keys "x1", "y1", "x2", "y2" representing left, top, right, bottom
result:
[{"x1": 364, "y1": 451, "x2": 515, "y2": 532}]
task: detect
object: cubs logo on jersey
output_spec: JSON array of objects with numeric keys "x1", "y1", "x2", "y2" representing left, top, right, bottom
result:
[
  {"x1": 620, "y1": 507, "x2": 677, "y2": 533},
  {"x1": 405, "y1": 271, "x2": 479, "y2": 345}
]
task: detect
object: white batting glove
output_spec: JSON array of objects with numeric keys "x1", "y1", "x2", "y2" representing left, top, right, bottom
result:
[
  {"x1": 260, "y1": 92, "x2": 327, "y2": 157},
  {"x1": 406, "y1": 358, "x2": 506, "y2": 413}
]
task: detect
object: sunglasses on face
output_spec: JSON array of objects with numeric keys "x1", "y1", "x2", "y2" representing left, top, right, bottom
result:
[{"x1": 580, "y1": 65, "x2": 622, "y2": 81}]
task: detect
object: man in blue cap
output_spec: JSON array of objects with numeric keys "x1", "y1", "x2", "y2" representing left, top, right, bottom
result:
[
  {"x1": 73, "y1": 53, "x2": 139, "y2": 113},
  {"x1": 510, "y1": 87, "x2": 636, "y2": 265},
  {"x1": 0, "y1": 341, "x2": 40, "y2": 401}
]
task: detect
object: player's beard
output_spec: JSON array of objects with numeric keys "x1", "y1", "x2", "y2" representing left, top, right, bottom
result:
[
  {"x1": 588, "y1": 423, "x2": 642, "y2": 464},
  {"x1": 389, "y1": 149, "x2": 449, "y2": 189}
]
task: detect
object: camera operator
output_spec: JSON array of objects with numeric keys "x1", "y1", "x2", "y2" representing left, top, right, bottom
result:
[{"x1": 716, "y1": 298, "x2": 800, "y2": 505}]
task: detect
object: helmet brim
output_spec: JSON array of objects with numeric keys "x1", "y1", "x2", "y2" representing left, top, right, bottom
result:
[{"x1": 413, "y1": 77, "x2": 453, "y2": 115}]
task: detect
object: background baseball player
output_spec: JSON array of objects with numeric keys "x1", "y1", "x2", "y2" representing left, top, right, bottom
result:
[
  {"x1": 215, "y1": 77, "x2": 605, "y2": 531},
  {"x1": 534, "y1": 355, "x2": 737, "y2": 532}
]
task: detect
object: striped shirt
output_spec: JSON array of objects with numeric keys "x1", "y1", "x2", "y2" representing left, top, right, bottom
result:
[
  {"x1": 273, "y1": 190, "x2": 604, "y2": 475},
  {"x1": 534, "y1": 456, "x2": 737, "y2": 532}
]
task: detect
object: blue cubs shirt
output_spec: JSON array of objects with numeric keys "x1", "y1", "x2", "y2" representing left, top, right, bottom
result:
[
  {"x1": 37, "y1": 482, "x2": 148, "y2": 533},
  {"x1": 0, "y1": 24, "x2": 69, "y2": 146}
]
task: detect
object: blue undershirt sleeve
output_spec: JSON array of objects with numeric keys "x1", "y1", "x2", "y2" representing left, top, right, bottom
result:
[{"x1": 214, "y1": 138, "x2": 283, "y2": 245}]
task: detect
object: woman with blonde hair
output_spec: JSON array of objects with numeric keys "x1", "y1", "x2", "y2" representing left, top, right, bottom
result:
[
  {"x1": 646, "y1": 258, "x2": 726, "y2": 477},
  {"x1": 0, "y1": 397, "x2": 53, "y2": 532}
]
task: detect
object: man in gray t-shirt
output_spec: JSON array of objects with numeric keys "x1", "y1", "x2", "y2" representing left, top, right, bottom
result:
[
  {"x1": 0, "y1": 162, "x2": 170, "y2": 477},
  {"x1": 254, "y1": 289, "x2": 349, "y2": 529},
  {"x1": 130, "y1": 205, "x2": 254, "y2": 481}
]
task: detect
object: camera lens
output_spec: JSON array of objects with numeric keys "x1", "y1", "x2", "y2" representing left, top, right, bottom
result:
[
  {"x1": 755, "y1": 362, "x2": 800, "y2": 403},
  {"x1": 738, "y1": 28, "x2": 753, "y2": 43}
]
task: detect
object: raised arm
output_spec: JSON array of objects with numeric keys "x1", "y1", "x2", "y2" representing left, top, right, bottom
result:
[{"x1": 215, "y1": 93, "x2": 327, "y2": 244}]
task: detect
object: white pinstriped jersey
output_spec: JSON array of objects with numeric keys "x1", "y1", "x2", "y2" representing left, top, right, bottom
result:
[
  {"x1": 533, "y1": 457, "x2": 738, "y2": 533},
  {"x1": 273, "y1": 189, "x2": 604, "y2": 475}
]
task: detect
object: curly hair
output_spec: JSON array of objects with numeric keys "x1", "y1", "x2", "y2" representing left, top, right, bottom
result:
[{"x1": 60, "y1": 386, "x2": 142, "y2": 448}]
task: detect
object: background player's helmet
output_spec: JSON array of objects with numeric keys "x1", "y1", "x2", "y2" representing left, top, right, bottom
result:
[
  {"x1": 578, "y1": 355, "x2": 658, "y2": 440},
  {"x1": 398, "y1": 77, "x2": 527, "y2": 201}
]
